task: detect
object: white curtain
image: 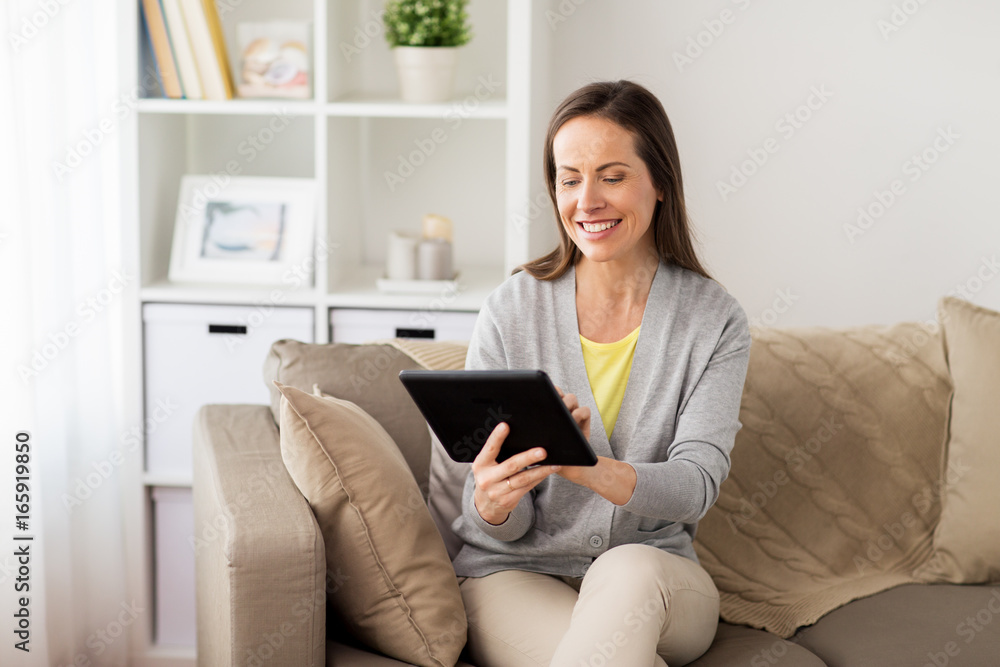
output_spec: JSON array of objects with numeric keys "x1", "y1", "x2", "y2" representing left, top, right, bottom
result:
[{"x1": 1, "y1": 1, "x2": 130, "y2": 665}]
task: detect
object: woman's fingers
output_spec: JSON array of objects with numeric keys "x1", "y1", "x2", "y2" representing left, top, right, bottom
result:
[
  {"x1": 507, "y1": 462, "x2": 561, "y2": 494},
  {"x1": 572, "y1": 405, "x2": 591, "y2": 440},
  {"x1": 472, "y1": 421, "x2": 509, "y2": 470}
]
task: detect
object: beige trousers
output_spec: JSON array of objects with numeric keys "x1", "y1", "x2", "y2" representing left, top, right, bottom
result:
[{"x1": 458, "y1": 544, "x2": 719, "y2": 667}]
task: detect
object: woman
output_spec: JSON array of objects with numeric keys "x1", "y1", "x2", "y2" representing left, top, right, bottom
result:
[{"x1": 449, "y1": 80, "x2": 752, "y2": 667}]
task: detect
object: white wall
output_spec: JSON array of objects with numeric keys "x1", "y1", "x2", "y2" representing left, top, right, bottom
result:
[{"x1": 536, "y1": 0, "x2": 1000, "y2": 327}]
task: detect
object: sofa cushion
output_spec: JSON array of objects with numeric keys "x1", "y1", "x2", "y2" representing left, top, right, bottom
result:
[
  {"x1": 793, "y1": 583, "x2": 1000, "y2": 666},
  {"x1": 687, "y1": 623, "x2": 826, "y2": 667},
  {"x1": 275, "y1": 382, "x2": 467, "y2": 667},
  {"x1": 693, "y1": 322, "x2": 953, "y2": 637},
  {"x1": 264, "y1": 340, "x2": 432, "y2": 495},
  {"x1": 921, "y1": 297, "x2": 1000, "y2": 584},
  {"x1": 326, "y1": 640, "x2": 477, "y2": 666}
]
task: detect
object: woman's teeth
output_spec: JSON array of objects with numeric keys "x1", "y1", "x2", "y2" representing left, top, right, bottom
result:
[{"x1": 581, "y1": 220, "x2": 620, "y2": 233}]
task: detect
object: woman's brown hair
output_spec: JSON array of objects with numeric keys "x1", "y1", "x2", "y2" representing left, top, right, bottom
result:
[{"x1": 518, "y1": 80, "x2": 712, "y2": 282}]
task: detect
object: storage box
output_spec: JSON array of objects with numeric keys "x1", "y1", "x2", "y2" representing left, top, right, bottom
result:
[
  {"x1": 152, "y1": 486, "x2": 194, "y2": 647},
  {"x1": 142, "y1": 303, "x2": 314, "y2": 475},
  {"x1": 330, "y1": 308, "x2": 478, "y2": 343}
]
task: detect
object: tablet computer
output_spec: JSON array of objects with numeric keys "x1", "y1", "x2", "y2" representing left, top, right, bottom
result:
[{"x1": 398, "y1": 369, "x2": 598, "y2": 466}]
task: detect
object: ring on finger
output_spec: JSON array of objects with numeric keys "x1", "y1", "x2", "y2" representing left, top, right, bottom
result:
[{"x1": 506, "y1": 478, "x2": 513, "y2": 491}]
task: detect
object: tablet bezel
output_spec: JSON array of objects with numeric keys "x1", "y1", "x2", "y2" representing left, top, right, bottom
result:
[{"x1": 398, "y1": 369, "x2": 599, "y2": 467}]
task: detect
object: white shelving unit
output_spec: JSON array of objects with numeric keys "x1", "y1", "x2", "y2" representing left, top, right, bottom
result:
[{"x1": 118, "y1": 0, "x2": 553, "y2": 664}]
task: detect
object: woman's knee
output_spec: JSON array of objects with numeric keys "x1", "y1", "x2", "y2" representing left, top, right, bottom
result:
[{"x1": 583, "y1": 545, "x2": 718, "y2": 602}]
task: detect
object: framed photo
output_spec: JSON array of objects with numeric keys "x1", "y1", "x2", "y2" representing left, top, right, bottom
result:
[
  {"x1": 168, "y1": 175, "x2": 317, "y2": 287},
  {"x1": 236, "y1": 21, "x2": 312, "y2": 99}
]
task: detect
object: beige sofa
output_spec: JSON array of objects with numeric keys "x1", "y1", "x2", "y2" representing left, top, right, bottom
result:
[{"x1": 193, "y1": 298, "x2": 1000, "y2": 666}]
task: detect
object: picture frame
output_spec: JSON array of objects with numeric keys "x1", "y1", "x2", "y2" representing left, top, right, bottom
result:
[{"x1": 168, "y1": 175, "x2": 317, "y2": 287}]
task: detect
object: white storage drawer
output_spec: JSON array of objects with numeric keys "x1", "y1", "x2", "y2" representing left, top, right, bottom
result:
[
  {"x1": 142, "y1": 303, "x2": 314, "y2": 475},
  {"x1": 152, "y1": 486, "x2": 194, "y2": 647},
  {"x1": 330, "y1": 308, "x2": 479, "y2": 343}
]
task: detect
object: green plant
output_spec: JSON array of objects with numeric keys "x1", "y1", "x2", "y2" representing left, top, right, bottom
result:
[{"x1": 384, "y1": 0, "x2": 472, "y2": 48}]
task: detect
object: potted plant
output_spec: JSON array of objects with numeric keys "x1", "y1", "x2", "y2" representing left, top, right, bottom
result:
[{"x1": 384, "y1": 0, "x2": 472, "y2": 103}]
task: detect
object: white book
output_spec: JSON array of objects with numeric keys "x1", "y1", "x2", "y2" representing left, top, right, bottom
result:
[
  {"x1": 160, "y1": 0, "x2": 203, "y2": 99},
  {"x1": 178, "y1": 0, "x2": 228, "y2": 101}
]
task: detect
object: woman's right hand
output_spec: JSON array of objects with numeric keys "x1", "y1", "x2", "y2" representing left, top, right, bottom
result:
[{"x1": 472, "y1": 422, "x2": 561, "y2": 526}]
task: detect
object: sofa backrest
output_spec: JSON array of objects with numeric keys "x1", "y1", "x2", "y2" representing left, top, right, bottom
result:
[{"x1": 263, "y1": 339, "x2": 433, "y2": 495}]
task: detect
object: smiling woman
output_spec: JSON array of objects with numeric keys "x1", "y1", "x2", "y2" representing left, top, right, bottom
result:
[{"x1": 436, "y1": 80, "x2": 753, "y2": 667}]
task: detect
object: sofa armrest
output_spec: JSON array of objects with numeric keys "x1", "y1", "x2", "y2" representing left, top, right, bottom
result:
[{"x1": 193, "y1": 404, "x2": 325, "y2": 667}]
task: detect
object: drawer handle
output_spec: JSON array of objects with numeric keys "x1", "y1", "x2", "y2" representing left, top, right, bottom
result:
[
  {"x1": 208, "y1": 324, "x2": 247, "y2": 335},
  {"x1": 395, "y1": 328, "x2": 434, "y2": 339}
]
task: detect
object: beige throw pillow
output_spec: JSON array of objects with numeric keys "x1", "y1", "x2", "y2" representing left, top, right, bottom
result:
[
  {"x1": 922, "y1": 297, "x2": 1000, "y2": 583},
  {"x1": 274, "y1": 381, "x2": 466, "y2": 666}
]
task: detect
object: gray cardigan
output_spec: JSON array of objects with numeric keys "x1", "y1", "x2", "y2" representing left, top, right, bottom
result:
[{"x1": 450, "y1": 260, "x2": 752, "y2": 578}]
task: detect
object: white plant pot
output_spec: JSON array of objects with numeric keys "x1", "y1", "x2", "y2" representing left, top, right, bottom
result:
[{"x1": 393, "y1": 46, "x2": 458, "y2": 103}]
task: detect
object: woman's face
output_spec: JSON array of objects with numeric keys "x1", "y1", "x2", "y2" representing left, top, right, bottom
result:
[{"x1": 552, "y1": 115, "x2": 662, "y2": 267}]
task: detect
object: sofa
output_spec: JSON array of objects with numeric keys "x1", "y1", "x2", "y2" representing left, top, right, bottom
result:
[{"x1": 193, "y1": 296, "x2": 1000, "y2": 666}]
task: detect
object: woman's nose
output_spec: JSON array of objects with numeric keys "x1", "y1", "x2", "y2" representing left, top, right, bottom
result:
[{"x1": 577, "y1": 180, "x2": 604, "y2": 212}]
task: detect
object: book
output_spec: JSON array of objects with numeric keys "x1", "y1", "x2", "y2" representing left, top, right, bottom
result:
[
  {"x1": 140, "y1": 0, "x2": 183, "y2": 98},
  {"x1": 160, "y1": 0, "x2": 203, "y2": 99},
  {"x1": 179, "y1": 0, "x2": 231, "y2": 100},
  {"x1": 200, "y1": 0, "x2": 235, "y2": 99}
]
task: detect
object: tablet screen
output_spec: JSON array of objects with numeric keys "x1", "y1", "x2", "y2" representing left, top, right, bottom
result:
[{"x1": 399, "y1": 369, "x2": 598, "y2": 466}]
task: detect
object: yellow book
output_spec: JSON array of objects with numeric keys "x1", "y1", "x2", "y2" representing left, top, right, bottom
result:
[{"x1": 200, "y1": 0, "x2": 235, "y2": 99}]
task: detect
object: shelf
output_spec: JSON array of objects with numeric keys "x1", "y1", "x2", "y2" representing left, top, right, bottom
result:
[
  {"x1": 137, "y1": 98, "x2": 320, "y2": 116},
  {"x1": 136, "y1": 96, "x2": 507, "y2": 120},
  {"x1": 143, "y1": 472, "x2": 193, "y2": 488},
  {"x1": 328, "y1": 263, "x2": 504, "y2": 311},
  {"x1": 138, "y1": 645, "x2": 197, "y2": 667},
  {"x1": 327, "y1": 94, "x2": 507, "y2": 119},
  {"x1": 141, "y1": 281, "x2": 319, "y2": 307}
]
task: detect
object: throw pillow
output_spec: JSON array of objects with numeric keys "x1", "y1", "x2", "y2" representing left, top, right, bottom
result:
[
  {"x1": 263, "y1": 340, "x2": 433, "y2": 495},
  {"x1": 921, "y1": 297, "x2": 1000, "y2": 583},
  {"x1": 274, "y1": 381, "x2": 467, "y2": 666}
]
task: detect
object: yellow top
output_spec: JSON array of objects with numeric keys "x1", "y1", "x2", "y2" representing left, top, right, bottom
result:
[{"x1": 579, "y1": 325, "x2": 641, "y2": 440}]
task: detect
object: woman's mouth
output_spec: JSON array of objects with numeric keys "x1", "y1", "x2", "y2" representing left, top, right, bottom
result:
[{"x1": 578, "y1": 219, "x2": 621, "y2": 233}]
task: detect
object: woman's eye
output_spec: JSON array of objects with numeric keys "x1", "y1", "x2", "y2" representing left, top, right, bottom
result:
[
  {"x1": 562, "y1": 179, "x2": 580, "y2": 187},
  {"x1": 605, "y1": 177, "x2": 623, "y2": 184}
]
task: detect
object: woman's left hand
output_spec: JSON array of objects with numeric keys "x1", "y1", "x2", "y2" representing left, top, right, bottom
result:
[{"x1": 553, "y1": 385, "x2": 637, "y2": 506}]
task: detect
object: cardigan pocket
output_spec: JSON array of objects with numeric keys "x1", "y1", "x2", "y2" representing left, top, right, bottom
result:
[{"x1": 636, "y1": 518, "x2": 684, "y2": 541}]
